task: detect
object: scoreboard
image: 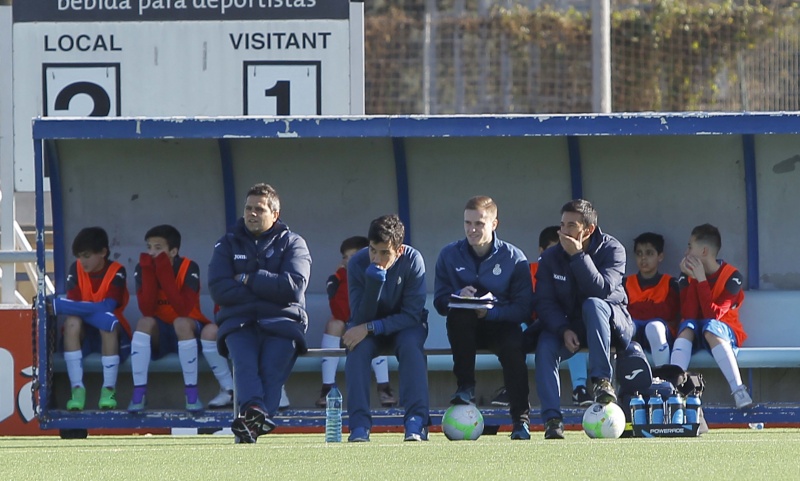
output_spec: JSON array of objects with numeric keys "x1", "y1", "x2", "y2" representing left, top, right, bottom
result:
[{"x1": 11, "y1": 0, "x2": 364, "y2": 191}]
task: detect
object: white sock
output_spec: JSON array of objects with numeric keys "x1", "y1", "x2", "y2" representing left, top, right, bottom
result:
[
  {"x1": 372, "y1": 356, "x2": 390, "y2": 384},
  {"x1": 711, "y1": 343, "x2": 743, "y2": 392},
  {"x1": 320, "y1": 333, "x2": 340, "y2": 385},
  {"x1": 130, "y1": 332, "x2": 151, "y2": 387},
  {"x1": 645, "y1": 321, "x2": 670, "y2": 367},
  {"x1": 101, "y1": 355, "x2": 120, "y2": 389},
  {"x1": 201, "y1": 339, "x2": 233, "y2": 391},
  {"x1": 670, "y1": 337, "x2": 693, "y2": 371},
  {"x1": 63, "y1": 350, "x2": 83, "y2": 388},
  {"x1": 178, "y1": 339, "x2": 199, "y2": 386}
]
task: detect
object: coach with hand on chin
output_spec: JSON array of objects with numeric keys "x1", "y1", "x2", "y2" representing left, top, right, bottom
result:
[{"x1": 533, "y1": 199, "x2": 635, "y2": 440}]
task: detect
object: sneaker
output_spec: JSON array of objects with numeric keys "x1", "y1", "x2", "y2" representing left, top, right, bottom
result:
[
  {"x1": 593, "y1": 378, "x2": 617, "y2": 404},
  {"x1": 510, "y1": 421, "x2": 530, "y2": 440},
  {"x1": 572, "y1": 385, "x2": 593, "y2": 407},
  {"x1": 315, "y1": 384, "x2": 333, "y2": 408},
  {"x1": 127, "y1": 386, "x2": 147, "y2": 413},
  {"x1": 185, "y1": 386, "x2": 204, "y2": 413},
  {"x1": 98, "y1": 387, "x2": 117, "y2": 409},
  {"x1": 732, "y1": 385, "x2": 754, "y2": 409},
  {"x1": 232, "y1": 405, "x2": 276, "y2": 443},
  {"x1": 232, "y1": 418, "x2": 258, "y2": 444},
  {"x1": 348, "y1": 426, "x2": 370, "y2": 442},
  {"x1": 378, "y1": 383, "x2": 397, "y2": 407},
  {"x1": 279, "y1": 385, "x2": 291, "y2": 411},
  {"x1": 66, "y1": 386, "x2": 86, "y2": 411},
  {"x1": 403, "y1": 416, "x2": 428, "y2": 441},
  {"x1": 544, "y1": 418, "x2": 565, "y2": 440},
  {"x1": 207, "y1": 389, "x2": 234, "y2": 409},
  {"x1": 449, "y1": 386, "x2": 476, "y2": 405},
  {"x1": 490, "y1": 387, "x2": 510, "y2": 407}
]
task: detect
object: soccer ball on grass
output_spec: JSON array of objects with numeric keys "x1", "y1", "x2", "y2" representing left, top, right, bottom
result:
[
  {"x1": 442, "y1": 404, "x2": 484, "y2": 441},
  {"x1": 582, "y1": 402, "x2": 626, "y2": 439}
]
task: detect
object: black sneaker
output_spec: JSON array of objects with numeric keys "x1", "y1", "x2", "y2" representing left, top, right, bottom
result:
[
  {"x1": 593, "y1": 378, "x2": 617, "y2": 404},
  {"x1": 233, "y1": 405, "x2": 276, "y2": 444},
  {"x1": 490, "y1": 387, "x2": 510, "y2": 407},
  {"x1": 572, "y1": 385, "x2": 593, "y2": 407},
  {"x1": 544, "y1": 418, "x2": 565, "y2": 440},
  {"x1": 315, "y1": 384, "x2": 333, "y2": 408}
]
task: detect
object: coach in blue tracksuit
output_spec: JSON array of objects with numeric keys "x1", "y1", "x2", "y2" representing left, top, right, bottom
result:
[
  {"x1": 342, "y1": 214, "x2": 429, "y2": 443},
  {"x1": 434, "y1": 195, "x2": 534, "y2": 440},
  {"x1": 208, "y1": 183, "x2": 311, "y2": 444},
  {"x1": 535, "y1": 199, "x2": 634, "y2": 440}
]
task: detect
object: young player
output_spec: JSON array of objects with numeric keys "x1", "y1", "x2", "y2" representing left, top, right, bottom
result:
[
  {"x1": 669, "y1": 224, "x2": 752, "y2": 409},
  {"x1": 316, "y1": 236, "x2": 396, "y2": 408},
  {"x1": 51, "y1": 227, "x2": 131, "y2": 410},
  {"x1": 128, "y1": 224, "x2": 234, "y2": 412},
  {"x1": 490, "y1": 226, "x2": 592, "y2": 408},
  {"x1": 625, "y1": 232, "x2": 680, "y2": 367}
]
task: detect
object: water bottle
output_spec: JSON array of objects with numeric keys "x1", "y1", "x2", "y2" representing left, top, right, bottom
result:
[
  {"x1": 629, "y1": 392, "x2": 646, "y2": 426},
  {"x1": 667, "y1": 391, "x2": 684, "y2": 424},
  {"x1": 685, "y1": 393, "x2": 701, "y2": 424},
  {"x1": 325, "y1": 385, "x2": 342, "y2": 442},
  {"x1": 648, "y1": 393, "x2": 664, "y2": 424},
  {"x1": 748, "y1": 422, "x2": 764, "y2": 430}
]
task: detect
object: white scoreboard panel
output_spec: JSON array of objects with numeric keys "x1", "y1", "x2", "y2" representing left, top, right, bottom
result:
[{"x1": 12, "y1": 0, "x2": 364, "y2": 191}]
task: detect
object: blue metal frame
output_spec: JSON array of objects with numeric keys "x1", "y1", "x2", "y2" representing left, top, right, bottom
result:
[
  {"x1": 567, "y1": 136, "x2": 583, "y2": 199},
  {"x1": 392, "y1": 137, "x2": 412, "y2": 244},
  {"x1": 33, "y1": 112, "x2": 800, "y2": 141},
  {"x1": 742, "y1": 134, "x2": 760, "y2": 290},
  {"x1": 32, "y1": 112, "x2": 786, "y2": 430},
  {"x1": 44, "y1": 140, "x2": 66, "y2": 294},
  {"x1": 217, "y1": 139, "x2": 238, "y2": 229}
]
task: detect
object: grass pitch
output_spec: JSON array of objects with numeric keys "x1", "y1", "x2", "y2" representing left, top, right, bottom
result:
[{"x1": 1, "y1": 429, "x2": 797, "y2": 480}]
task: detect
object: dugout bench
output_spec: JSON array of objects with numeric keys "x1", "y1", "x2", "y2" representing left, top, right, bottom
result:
[{"x1": 32, "y1": 113, "x2": 800, "y2": 434}]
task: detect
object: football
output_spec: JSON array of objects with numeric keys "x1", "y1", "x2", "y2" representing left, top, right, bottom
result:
[
  {"x1": 582, "y1": 402, "x2": 626, "y2": 439},
  {"x1": 442, "y1": 404, "x2": 484, "y2": 441}
]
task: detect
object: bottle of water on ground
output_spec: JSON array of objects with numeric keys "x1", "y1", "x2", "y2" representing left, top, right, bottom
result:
[
  {"x1": 325, "y1": 385, "x2": 342, "y2": 443},
  {"x1": 685, "y1": 393, "x2": 701, "y2": 424},
  {"x1": 648, "y1": 393, "x2": 664, "y2": 424},
  {"x1": 630, "y1": 392, "x2": 646, "y2": 426}
]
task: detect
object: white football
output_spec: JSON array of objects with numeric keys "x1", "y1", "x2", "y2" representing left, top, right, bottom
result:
[
  {"x1": 582, "y1": 402, "x2": 626, "y2": 439},
  {"x1": 442, "y1": 404, "x2": 484, "y2": 441}
]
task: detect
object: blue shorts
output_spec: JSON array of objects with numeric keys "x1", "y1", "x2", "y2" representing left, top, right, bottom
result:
[
  {"x1": 59, "y1": 323, "x2": 132, "y2": 363},
  {"x1": 151, "y1": 317, "x2": 202, "y2": 360},
  {"x1": 632, "y1": 318, "x2": 674, "y2": 352},
  {"x1": 677, "y1": 318, "x2": 738, "y2": 354}
]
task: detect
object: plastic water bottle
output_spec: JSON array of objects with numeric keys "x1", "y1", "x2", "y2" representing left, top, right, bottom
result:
[
  {"x1": 668, "y1": 391, "x2": 684, "y2": 424},
  {"x1": 685, "y1": 393, "x2": 701, "y2": 424},
  {"x1": 748, "y1": 422, "x2": 764, "y2": 430},
  {"x1": 325, "y1": 385, "x2": 342, "y2": 442},
  {"x1": 648, "y1": 393, "x2": 664, "y2": 424},
  {"x1": 629, "y1": 392, "x2": 646, "y2": 426}
]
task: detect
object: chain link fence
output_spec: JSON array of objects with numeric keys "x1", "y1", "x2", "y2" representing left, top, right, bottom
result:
[{"x1": 364, "y1": 0, "x2": 800, "y2": 114}]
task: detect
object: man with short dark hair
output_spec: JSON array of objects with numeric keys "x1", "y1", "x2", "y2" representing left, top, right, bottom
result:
[
  {"x1": 342, "y1": 214, "x2": 429, "y2": 442},
  {"x1": 534, "y1": 199, "x2": 634, "y2": 440},
  {"x1": 209, "y1": 183, "x2": 312, "y2": 444}
]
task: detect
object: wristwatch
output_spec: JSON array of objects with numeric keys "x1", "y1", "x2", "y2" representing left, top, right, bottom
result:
[{"x1": 366, "y1": 322, "x2": 375, "y2": 335}]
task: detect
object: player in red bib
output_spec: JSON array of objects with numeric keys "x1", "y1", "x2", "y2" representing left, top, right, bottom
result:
[
  {"x1": 52, "y1": 227, "x2": 130, "y2": 410},
  {"x1": 128, "y1": 225, "x2": 234, "y2": 412},
  {"x1": 669, "y1": 224, "x2": 752, "y2": 409},
  {"x1": 624, "y1": 232, "x2": 680, "y2": 367}
]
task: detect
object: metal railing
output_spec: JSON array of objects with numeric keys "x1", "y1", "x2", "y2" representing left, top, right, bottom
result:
[{"x1": 0, "y1": 220, "x2": 53, "y2": 304}]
